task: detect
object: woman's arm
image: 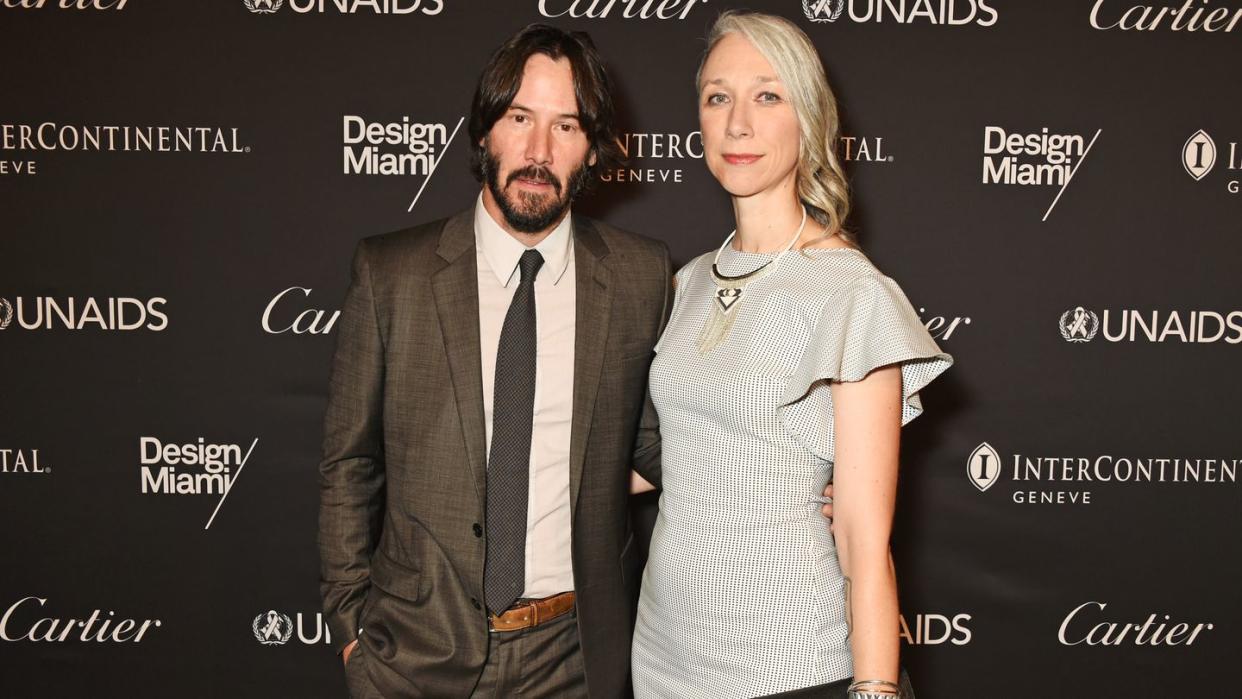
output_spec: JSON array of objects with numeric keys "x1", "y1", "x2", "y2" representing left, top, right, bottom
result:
[{"x1": 829, "y1": 364, "x2": 903, "y2": 689}]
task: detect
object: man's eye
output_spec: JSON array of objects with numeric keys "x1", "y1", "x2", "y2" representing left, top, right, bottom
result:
[{"x1": 512, "y1": 114, "x2": 528, "y2": 123}]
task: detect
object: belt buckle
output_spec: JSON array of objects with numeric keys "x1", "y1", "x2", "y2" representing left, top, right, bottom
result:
[{"x1": 488, "y1": 599, "x2": 534, "y2": 634}]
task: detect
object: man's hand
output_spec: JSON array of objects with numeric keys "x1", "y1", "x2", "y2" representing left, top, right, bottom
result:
[
  {"x1": 821, "y1": 483, "x2": 834, "y2": 531},
  {"x1": 342, "y1": 638, "x2": 358, "y2": 667}
]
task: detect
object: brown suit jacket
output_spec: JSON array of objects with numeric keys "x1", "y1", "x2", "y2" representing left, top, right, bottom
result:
[{"x1": 318, "y1": 207, "x2": 670, "y2": 697}]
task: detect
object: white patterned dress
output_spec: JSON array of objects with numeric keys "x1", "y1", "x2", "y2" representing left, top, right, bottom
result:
[{"x1": 631, "y1": 245, "x2": 952, "y2": 698}]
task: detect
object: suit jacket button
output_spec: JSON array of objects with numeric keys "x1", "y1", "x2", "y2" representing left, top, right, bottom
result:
[
  {"x1": 472, "y1": 523, "x2": 483, "y2": 538},
  {"x1": 471, "y1": 598, "x2": 481, "y2": 610}
]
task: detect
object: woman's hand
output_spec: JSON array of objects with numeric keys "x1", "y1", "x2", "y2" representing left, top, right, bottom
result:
[
  {"x1": 630, "y1": 470, "x2": 657, "y2": 494},
  {"x1": 821, "y1": 483, "x2": 834, "y2": 529}
]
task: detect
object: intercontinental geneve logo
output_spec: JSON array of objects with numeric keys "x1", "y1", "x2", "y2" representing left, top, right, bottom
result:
[
  {"x1": 1059, "y1": 307, "x2": 1099, "y2": 343},
  {"x1": 803, "y1": 0, "x2": 845, "y2": 22},
  {"x1": 966, "y1": 439, "x2": 1238, "y2": 506}
]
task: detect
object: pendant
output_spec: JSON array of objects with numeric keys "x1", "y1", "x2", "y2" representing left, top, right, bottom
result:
[
  {"x1": 698, "y1": 208, "x2": 806, "y2": 355},
  {"x1": 715, "y1": 287, "x2": 742, "y2": 312},
  {"x1": 696, "y1": 262, "x2": 774, "y2": 355},
  {"x1": 697, "y1": 286, "x2": 744, "y2": 354}
]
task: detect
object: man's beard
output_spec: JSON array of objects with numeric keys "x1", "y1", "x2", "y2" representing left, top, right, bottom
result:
[{"x1": 483, "y1": 147, "x2": 591, "y2": 234}]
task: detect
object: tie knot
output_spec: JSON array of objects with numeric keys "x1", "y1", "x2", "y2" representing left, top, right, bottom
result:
[{"x1": 517, "y1": 249, "x2": 544, "y2": 285}]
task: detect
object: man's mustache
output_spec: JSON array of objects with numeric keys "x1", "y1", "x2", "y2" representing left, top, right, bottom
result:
[{"x1": 506, "y1": 166, "x2": 562, "y2": 195}]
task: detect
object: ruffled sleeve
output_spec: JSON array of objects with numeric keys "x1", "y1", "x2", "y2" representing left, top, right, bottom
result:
[{"x1": 777, "y1": 274, "x2": 953, "y2": 461}]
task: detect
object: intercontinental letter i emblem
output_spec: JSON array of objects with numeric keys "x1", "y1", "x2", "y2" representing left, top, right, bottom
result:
[
  {"x1": 803, "y1": 0, "x2": 844, "y2": 22},
  {"x1": 253, "y1": 611, "x2": 293, "y2": 645},
  {"x1": 968, "y1": 442, "x2": 1001, "y2": 492},
  {"x1": 1060, "y1": 307, "x2": 1099, "y2": 343},
  {"x1": 1183, "y1": 130, "x2": 1216, "y2": 181}
]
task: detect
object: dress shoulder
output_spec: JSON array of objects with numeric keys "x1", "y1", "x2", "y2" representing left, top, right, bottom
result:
[
  {"x1": 656, "y1": 253, "x2": 712, "y2": 353},
  {"x1": 776, "y1": 271, "x2": 954, "y2": 461},
  {"x1": 672, "y1": 252, "x2": 712, "y2": 288}
]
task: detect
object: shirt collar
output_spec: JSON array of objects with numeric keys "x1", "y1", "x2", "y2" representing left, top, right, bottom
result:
[{"x1": 474, "y1": 192, "x2": 574, "y2": 288}]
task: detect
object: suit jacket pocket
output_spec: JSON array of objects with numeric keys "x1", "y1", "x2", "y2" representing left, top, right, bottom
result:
[
  {"x1": 370, "y1": 548, "x2": 423, "y2": 602},
  {"x1": 343, "y1": 639, "x2": 370, "y2": 697}
]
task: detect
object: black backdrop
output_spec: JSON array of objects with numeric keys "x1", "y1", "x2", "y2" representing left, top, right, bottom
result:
[{"x1": 2, "y1": 1, "x2": 1240, "y2": 697}]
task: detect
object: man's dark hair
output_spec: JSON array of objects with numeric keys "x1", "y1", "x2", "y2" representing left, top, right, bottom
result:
[{"x1": 468, "y1": 24, "x2": 623, "y2": 185}]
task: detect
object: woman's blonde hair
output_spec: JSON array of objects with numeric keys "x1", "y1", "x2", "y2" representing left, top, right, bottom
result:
[{"x1": 697, "y1": 11, "x2": 855, "y2": 247}]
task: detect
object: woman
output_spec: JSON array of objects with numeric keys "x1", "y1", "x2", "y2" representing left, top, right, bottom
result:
[{"x1": 631, "y1": 11, "x2": 952, "y2": 699}]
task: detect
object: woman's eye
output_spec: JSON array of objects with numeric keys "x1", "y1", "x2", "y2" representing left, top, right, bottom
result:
[
  {"x1": 706, "y1": 93, "x2": 728, "y2": 106},
  {"x1": 512, "y1": 114, "x2": 528, "y2": 124},
  {"x1": 758, "y1": 91, "x2": 782, "y2": 103}
]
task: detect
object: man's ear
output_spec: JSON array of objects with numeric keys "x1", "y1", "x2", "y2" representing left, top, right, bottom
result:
[{"x1": 588, "y1": 148, "x2": 598, "y2": 167}]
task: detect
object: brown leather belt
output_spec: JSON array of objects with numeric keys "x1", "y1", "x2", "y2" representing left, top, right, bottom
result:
[{"x1": 488, "y1": 591, "x2": 575, "y2": 632}]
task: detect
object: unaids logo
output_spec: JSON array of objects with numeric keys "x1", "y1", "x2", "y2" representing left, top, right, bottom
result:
[
  {"x1": 0, "y1": 298, "x2": 12, "y2": 330},
  {"x1": 801, "y1": 0, "x2": 998, "y2": 26},
  {"x1": 252, "y1": 610, "x2": 294, "y2": 645},
  {"x1": 246, "y1": 0, "x2": 443, "y2": 15},
  {"x1": 1182, "y1": 129, "x2": 1217, "y2": 181},
  {"x1": 1059, "y1": 306, "x2": 1099, "y2": 343},
  {"x1": 244, "y1": 0, "x2": 282, "y2": 12},
  {"x1": 803, "y1": 0, "x2": 844, "y2": 22}
]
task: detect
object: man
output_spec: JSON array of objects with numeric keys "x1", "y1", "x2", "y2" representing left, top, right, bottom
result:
[{"x1": 318, "y1": 25, "x2": 667, "y2": 698}]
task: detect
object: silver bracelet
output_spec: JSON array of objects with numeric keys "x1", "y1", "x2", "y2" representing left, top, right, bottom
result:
[{"x1": 847, "y1": 678, "x2": 900, "y2": 698}]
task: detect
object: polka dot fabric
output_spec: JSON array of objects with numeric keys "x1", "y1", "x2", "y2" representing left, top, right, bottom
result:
[{"x1": 631, "y1": 245, "x2": 952, "y2": 698}]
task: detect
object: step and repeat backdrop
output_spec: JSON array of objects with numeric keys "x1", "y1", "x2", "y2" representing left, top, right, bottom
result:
[{"x1": 2, "y1": 1, "x2": 1239, "y2": 697}]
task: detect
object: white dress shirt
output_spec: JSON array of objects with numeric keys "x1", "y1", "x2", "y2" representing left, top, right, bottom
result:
[{"x1": 475, "y1": 194, "x2": 576, "y2": 599}]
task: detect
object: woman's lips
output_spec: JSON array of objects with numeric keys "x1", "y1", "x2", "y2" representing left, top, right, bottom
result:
[{"x1": 722, "y1": 153, "x2": 762, "y2": 165}]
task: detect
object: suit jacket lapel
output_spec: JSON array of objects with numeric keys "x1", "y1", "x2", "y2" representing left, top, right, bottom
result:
[
  {"x1": 569, "y1": 216, "x2": 612, "y2": 515},
  {"x1": 432, "y1": 209, "x2": 488, "y2": 511}
]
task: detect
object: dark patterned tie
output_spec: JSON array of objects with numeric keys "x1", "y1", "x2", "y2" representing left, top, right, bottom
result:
[{"x1": 484, "y1": 249, "x2": 544, "y2": 614}]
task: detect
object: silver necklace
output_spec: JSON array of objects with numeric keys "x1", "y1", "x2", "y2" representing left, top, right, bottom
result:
[{"x1": 697, "y1": 206, "x2": 807, "y2": 354}]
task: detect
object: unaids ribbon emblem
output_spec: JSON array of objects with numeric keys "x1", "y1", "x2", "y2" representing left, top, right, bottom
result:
[
  {"x1": 252, "y1": 610, "x2": 293, "y2": 645},
  {"x1": 1059, "y1": 306, "x2": 1098, "y2": 343}
]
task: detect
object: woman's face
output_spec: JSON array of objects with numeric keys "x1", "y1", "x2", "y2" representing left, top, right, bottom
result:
[{"x1": 698, "y1": 32, "x2": 801, "y2": 200}]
